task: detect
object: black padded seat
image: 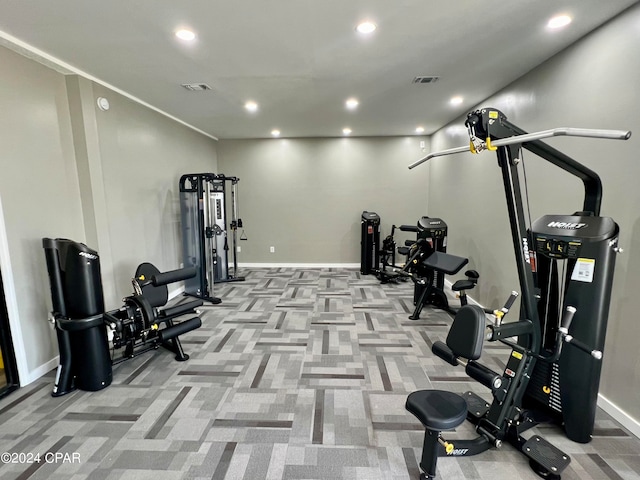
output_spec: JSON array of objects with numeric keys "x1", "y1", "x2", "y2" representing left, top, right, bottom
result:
[
  {"x1": 406, "y1": 390, "x2": 468, "y2": 431},
  {"x1": 451, "y1": 279, "x2": 475, "y2": 292},
  {"x1": 397, "y1": 246, "x2": 410, "y2": 256},
  {"x1": 452, "y1": 269, "x2": 480, "y2": 292}
]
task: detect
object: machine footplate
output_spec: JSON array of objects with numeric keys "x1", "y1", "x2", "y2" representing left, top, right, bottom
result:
[
  {"x1": 522, "y1": 435, "x2": 571, "y2": 476},
  {"x1": 463, "y1": 391, "x2": 490, "y2": 420}
]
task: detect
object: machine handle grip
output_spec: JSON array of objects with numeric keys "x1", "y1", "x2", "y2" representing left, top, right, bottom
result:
[
  {"x1": 560, "y1": 306, "x2": 577, "y2": 332},
  {"x1": 489, "y1": 291, "x2": 519, "y2": 322},
  {"x1": 151, "y1": 267, "x2": 197, "y2": 286},
  {"x1": 502, "y1": 291, "x2": 519, "y2": 312},
  {"x1": 564, "y1": 335, "x2": 602, "y2": 360}
]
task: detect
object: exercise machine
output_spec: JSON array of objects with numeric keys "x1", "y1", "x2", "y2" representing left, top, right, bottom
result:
[
  {"x1": 179, "y1": 173, "x2": 245, "y2": 303},
  {"x1": 374, "y1": 224, "x2": 400, "y2": 283},
  {"x1": 398, "y1": 217, "x2": 478, "y2": 318},
  {"x1": 405, "y1": 108, "x2": 630, "y2": 478},
  {"x1": 360, "y1": 211, "x2": 380, "y2": 275},
  {"x1": 42, "y1": 238, "x2": 203, "y2": 397}
]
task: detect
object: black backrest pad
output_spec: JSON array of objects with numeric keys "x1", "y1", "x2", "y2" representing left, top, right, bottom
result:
[
  {"x1": 135, "y1": 262, "x2": 168, "y2": 308},
  {"x1": 446, "y1": 305, "x2": 486, "y2": 360}
]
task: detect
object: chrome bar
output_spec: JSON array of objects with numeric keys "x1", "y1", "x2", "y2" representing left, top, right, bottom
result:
[
  {"x1": 408, "y1": 144, "x2": 472, "y2": 169},
  {"x1": 490, "y1": 127, "x2": 631, "y2": 148},
  {"x1": 408, "y1": 127, "x2": 631, "y2": 170}
]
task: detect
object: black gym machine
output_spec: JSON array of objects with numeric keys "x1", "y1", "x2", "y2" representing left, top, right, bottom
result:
[
  {"x1": 360, "y1": 210, "x2": 480, "y2": 320},
  {"x1": 361, "y1": 211, "x2": 479, "y2": 317},
  {"x1": 396, "y1": 217, "x2": 479, "y2": 318},
  {"x1": 42, "y1": 238, "x2": 203, "y2": 397},
  {"x1": 404, "y1": 109, "x2": 630, "y2": 479}
]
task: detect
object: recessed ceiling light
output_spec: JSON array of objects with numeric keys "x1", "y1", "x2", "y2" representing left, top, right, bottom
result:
[
  {"x1": 547, "y1": 14, "x2": 572, "y2": 29},
  {"x1": 356, "y1": 21, "x2": 377, "y2": 34},
  {"x1": 271, "y1": 129, "x2": 280, "y2": 137},
  {"x1": 244, "y1": 101, "x2": 258, "y2": 112},
  {"x1": 450, "y1": 96, "x2": 464, "y2": 106},
  {"x1": 175, "y1": 29, "x2": 196, "y2": 41},
  {"x1": 346, "y1": 98, "x2": 359, "y2": 110},
  {"x1": 343, "y1": 127, "x2": 352, "y2": 135},
  {"x1": 415, "y1": 126, "x2": 425, "y2": 134}
]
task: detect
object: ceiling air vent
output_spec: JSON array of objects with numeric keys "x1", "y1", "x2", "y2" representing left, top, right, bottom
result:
[
  {"x1": 412, "y1": 76, "x2": 440, "y2": 84},
  {"x1": 181, "y1": 83, "x2": 212, "y2": 91}
]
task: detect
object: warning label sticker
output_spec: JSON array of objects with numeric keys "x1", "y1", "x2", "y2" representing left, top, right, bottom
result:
[{"x1": 571, "y1": 258, "x2": 595, "y2": 283}]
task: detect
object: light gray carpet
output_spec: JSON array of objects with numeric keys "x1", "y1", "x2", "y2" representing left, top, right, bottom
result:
[{"x1": 0, "y1": 268, "x2": 638, "y2": 480}]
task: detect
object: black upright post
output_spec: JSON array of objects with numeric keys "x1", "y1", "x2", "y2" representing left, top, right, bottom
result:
[
  {"x1": 42, "y1": 238, "x2": 112, "y2": 396},
  {"x1": 360, "y1": 211, "x2": 380, "y2": 275}
]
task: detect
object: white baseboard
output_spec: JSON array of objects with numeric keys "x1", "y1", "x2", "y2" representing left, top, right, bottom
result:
[
  {"x1": 21, "y1": 356, "x2": 59, "y2": 386},
  {"x1": 239, "y1": 263, "x2": 360, "y2": 269},
  {"x1": 597, "y1": 394, "x2": 640, "y2": 439},
  {"x1": 167, "y1": 285, "x2": 184, "y2": 301}
]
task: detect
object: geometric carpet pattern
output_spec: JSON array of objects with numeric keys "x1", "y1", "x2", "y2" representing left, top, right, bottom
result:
[{"x1": 0, "y1": 268, "x2": 639, "y2": 479}]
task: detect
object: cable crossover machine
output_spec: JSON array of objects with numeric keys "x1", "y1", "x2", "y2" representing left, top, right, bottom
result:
[
  {"x1": 404, "y1": 108, "x2": 630, "y2": 479},
  {"x1": 179, "y1": 173, "x2": 246, "y2": 304}
]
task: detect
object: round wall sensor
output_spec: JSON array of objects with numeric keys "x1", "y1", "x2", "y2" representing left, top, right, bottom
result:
[{"x1": 96, "y1": 97, "x2": 110, "y2": 111}]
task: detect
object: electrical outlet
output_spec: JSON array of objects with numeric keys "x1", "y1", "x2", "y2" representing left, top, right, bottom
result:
[
  {"x1": 237, "y1": 246, "x2": 241, "y2": 253},
  {"x1": 419, "y1": 140, "x2": 425, "y2": 149},
  {"x1": 270, "y1": 246, "x2": 275, "y2": 253}
]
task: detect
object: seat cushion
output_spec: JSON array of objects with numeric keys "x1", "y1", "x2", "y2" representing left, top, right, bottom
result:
[
  {"x1": 446, "y1": 305, "x2": 486, "y2": 360},
  {"x1": 451, "y1": 279, "x2": 475, "y2": 292},
  {"x1": 406, "y1": 390, "x2": 467, "y2": 431}
]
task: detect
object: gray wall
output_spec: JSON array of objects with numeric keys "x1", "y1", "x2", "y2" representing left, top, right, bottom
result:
[
  {"x1": 0, "y1": 45, "x2": 84, "y2": 380},
  {"x1": 0, "y1": 45, "x2": 217, "y2": 383},
  {"x1": 90, "y1": 82, "x2": 218, "y2": 301},
  {"x1": 217, "y1": 136, "x2": 431, "y2": 263},
  {"x1": 429, "y1": 5, "x2": 640, "y2": 428}
]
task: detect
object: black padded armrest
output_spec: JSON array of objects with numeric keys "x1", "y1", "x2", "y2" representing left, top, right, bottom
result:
[
  {"x1": 152, "y1": 267, "x2": 197, "y2": 286},
  {"x1": 421, "y1": 251, "x2": 469, "y2": 275},
  {"x1": 399, "y1": 224, "x2": 419, "y2": 232},
  {"x1": 159, "y1": 299, "x2": 203, "y2": 320}
]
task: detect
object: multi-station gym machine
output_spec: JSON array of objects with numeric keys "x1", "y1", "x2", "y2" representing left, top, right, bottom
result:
[
  {"x1": 404, "y1": 108, "x2": 630, "y2": 479},
  {"x1": 179, "y1": 173, "x2": 245, "y2": 303}
]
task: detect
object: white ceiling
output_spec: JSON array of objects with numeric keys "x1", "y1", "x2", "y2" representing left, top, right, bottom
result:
[{"x1": 0, "y1": 1, "x2": 636, "y2": 139}]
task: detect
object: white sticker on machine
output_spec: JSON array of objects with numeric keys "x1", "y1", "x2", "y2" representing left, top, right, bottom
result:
[{"x1": 571, "y1": 258, "x2": 595, "y2": 283}]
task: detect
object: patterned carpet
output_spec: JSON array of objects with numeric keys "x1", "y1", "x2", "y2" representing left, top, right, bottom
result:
[{"x1": 0, "y1": 268, "x2": 638, "y2": 480}]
